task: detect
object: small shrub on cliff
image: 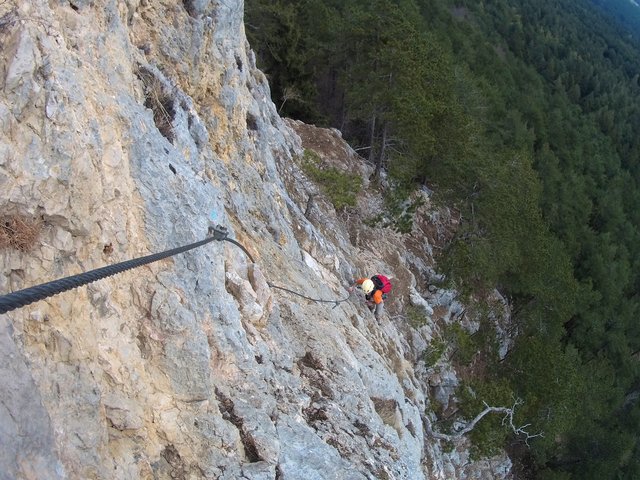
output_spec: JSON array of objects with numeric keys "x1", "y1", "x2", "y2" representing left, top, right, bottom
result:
[
  {"x1": 384, "y1": 187, "x2": 425, "y2": 234},
  {"x1": 422, "y1": 338, "x2": 447, "y2": 367},
  {"x1": 301, "y1": 148, "x2": 361, "y2": 210},
  {"x1": 137, "y1": 68, "x2": 176, "y2": 142},
  {"x1": 444, "y1": 323, "x2": 479, "y2": 365},
  {"x1": 406, "y1": 304, "x2": 429, "y2": 328},
  {"x1": 363, "y1": 187, "x2": 424, "y2": 233},
  {"x1": 0, "y1": 214, "x2": 42, "y2": 252}
]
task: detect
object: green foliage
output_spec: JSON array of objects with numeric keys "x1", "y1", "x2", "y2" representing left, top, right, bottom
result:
[
  {"x1": 505, "y1": 339, "x2": 586, "y2": 462},
  {"x1": 244, "y1": 0, "x2": 328, "y2": 120},
  {"x1": 301, "y1": 149, "x2": 361, "y2": 210},
  {"x1": 536, "y1": 469, "x2": 574, "y2": 480},
  {"x1": 406, "y1": 304, "x2": 430, "y2": 329},
  {"x1": 457, "y1": 379, "x2": 515, "y2": 459},
  {"x1": 444, "y1": 323, "x2": 479, "y2": 366},
  {"x1": 362, "y1": 186, "x2": 425, "y2": 233},
  {"x1": 391, "y1": 193, "x2": 425, "y2": 234},
  {"x1": 591, "y1": 0, "x2": 640, "y2": 40},
  {"x1": 382, "y1": 187, "x2": 425, "y2": 233},
  {"x1": 362, "y1": 213, "x2": 384, "y2": 229},
  {"x1": 422, "y1": 338, "x2": 446, "y2": 367}
]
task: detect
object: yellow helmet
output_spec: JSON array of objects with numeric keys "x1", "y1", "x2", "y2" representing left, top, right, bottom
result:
[{"x1": 362, "y1": 279, "x2": 375, "y2": 295}]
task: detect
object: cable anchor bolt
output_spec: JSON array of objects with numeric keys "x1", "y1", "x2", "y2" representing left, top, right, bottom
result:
[{"x1": 209, "y1": 224, "x2": 228, "y2": 241}]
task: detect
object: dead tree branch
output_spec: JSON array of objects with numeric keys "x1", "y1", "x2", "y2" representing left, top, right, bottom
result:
[{"x1": 425, "y1": 398, "x2": 543, "y2": 445}]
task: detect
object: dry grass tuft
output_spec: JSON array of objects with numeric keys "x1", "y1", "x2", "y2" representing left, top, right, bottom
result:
[
  {"x1": 0, "y1": 214, "x2": 42, "y2": 252},
  {"x1": 137, "y1": 68, "x2": 176, "y2": 142}
]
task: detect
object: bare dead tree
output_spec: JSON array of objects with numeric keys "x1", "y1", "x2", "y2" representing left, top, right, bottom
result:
[
  {"x1": 425, "y1": 398, "x2": 543, "y2": 445},
  {"x1": 279, "y1": 86, "x2": 303, "y2": 114}
]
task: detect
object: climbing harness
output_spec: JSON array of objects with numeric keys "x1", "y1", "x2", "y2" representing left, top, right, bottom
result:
[{"x1": 0, "y1": 224, "x2": 349, "y2": 314}]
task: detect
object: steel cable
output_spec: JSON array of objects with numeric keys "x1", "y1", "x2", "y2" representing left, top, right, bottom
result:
[
  {"x1": 0, "y1": 224, "x2": 352, "y2": 314},
  {"x1": 0, "y1": 236, "x2": 218, "y2": 315},
  {"x1": 267, "y1": 282, "x2": 352, "y2": 309}
]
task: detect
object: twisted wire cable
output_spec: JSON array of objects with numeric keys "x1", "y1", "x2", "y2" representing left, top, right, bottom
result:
[
  {"x1": 0, "y1": 236, "x2": 218, "y2": 315},
  {"x1": 0, "y1": 224, "x2": 352, "y2": 315}
]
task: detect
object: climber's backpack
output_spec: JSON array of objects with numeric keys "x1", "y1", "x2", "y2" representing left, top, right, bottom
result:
[{"x1": 371, "y1": 275, "x2": 392, "y2": 294}]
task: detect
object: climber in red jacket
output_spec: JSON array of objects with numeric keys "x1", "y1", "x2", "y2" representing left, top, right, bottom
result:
[{"x1": 349, "y1": 275, "x2": 392, "y2": 319}]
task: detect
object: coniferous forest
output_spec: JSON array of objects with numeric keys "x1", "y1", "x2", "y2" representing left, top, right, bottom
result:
[{"x1": 244, "y1": 0, "x2": 640, "y2": 478}]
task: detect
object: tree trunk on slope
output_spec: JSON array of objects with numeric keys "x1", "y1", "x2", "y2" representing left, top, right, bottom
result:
[
  {"x1": 368, "y1": 114, "x2": 377, "y2": 164},
  {"x1": 372, "y1": 121, "x2": 387, "y2": 183}
]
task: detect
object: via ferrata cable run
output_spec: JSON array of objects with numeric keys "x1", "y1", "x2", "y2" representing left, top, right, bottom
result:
[{"x1": 0, "y1": 224, "x2": 350, "y2": 314}]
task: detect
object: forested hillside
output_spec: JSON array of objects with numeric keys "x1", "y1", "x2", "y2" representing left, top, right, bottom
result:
[
  {"x1": 244, "y1": 0, "x2": 640, "y2": 478},
  {"x1": 590, "y1": 0, "x2": 640, "y2": 37}
]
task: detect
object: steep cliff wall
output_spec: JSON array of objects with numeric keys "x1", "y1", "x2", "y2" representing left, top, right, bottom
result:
[{"x1": 0, "y1": 1, "x2": 510, "y2": 479}]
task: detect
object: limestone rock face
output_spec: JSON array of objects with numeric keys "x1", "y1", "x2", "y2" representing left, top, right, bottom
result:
[{"x1": 0, "y1": 1, "x2": 511, "y2": 479}]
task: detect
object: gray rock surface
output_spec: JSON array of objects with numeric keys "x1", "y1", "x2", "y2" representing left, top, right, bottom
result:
[{"x1": 0, "y1": 317, "x2": 65, "y2": 480}]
